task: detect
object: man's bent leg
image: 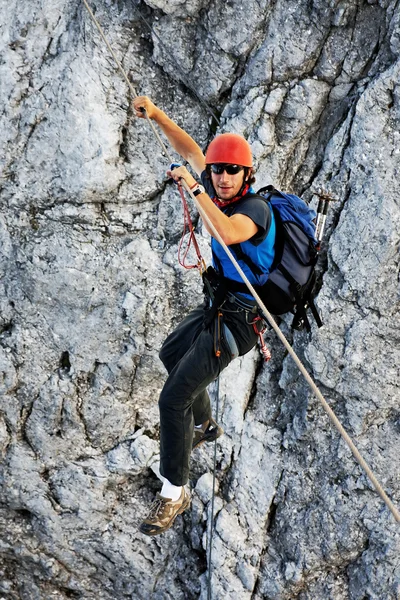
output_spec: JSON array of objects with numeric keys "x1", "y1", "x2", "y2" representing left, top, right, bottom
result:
[
  {"x1": 160, "y1": 303, "x2": 213, "y2": 427},
  {"x1": 159, "y1": 304, "x2": 206, "y2": 373},
  {"x1": 159, "y1": 323, "x2": 232, "y2": 486},
  {"x1": 140, "y1": 306, "x2": 259, "y2": 536}
]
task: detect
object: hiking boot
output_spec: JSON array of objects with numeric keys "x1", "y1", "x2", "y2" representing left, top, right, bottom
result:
[
  {"x1": 139, "y1": 487, "x2": 191, "y2": 536},
  {"x1": 192, "y1": 418, "x2": 224, "y2": 450}
]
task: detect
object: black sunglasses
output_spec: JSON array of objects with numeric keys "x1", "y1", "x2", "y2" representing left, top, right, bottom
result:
[{"x1": 210, "y1": 164, "x2": 244, "y2": 175}]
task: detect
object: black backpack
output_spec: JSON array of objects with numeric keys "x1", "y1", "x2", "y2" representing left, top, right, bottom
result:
[{"x1": 226, "y1": 186, "x2": 322, "y2": 331}]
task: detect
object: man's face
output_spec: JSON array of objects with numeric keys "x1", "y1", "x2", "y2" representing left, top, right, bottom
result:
[{"x1": 210, "y1": 164, "x2": 246, "y2": 201}]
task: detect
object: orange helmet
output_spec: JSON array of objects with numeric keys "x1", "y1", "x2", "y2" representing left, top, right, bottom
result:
[{"x1": 205, "y1": 133, "x2": 253, "y2": 167}]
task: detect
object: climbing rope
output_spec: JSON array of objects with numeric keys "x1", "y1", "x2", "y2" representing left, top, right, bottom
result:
[
  {"x1": 82, "y1": 0, "x2": 399, "y2": 561},
  {"x1": 207, "y1": 378, "x2": 220, "y2": 600},
  {"x1": 191, "y1": 198, "x2": 400, "y2": 524},
  {"x1": 82, "y1": 0, "x2": 173, "y2": 163}
]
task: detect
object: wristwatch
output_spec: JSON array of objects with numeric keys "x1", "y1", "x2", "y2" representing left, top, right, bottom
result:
[{"x1": 190, "y1": 184, "x2": 205, "y2": 197}]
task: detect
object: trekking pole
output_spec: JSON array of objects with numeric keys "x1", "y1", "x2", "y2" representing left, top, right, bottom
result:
[{"x1": 314, "y1": 190, "x2": 337, "y2": 250}]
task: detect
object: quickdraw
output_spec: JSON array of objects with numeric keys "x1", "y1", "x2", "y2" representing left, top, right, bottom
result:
[{"x1": 251, "y1": 316, "x2": 272, "y2": 362}]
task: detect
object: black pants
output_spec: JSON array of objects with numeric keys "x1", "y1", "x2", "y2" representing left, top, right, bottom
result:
[{"x1": 158, "y1": 298, "x2": 259, "y2": 486}]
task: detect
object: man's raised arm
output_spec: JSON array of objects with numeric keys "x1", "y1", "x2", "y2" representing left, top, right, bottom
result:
[{"x1": 133, "y1": 96, "x2": 206, "y2": 176}]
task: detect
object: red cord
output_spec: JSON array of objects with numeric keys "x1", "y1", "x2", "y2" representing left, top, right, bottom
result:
[
  {"x1": 251, "y1": 316, "x2": 272, "y2": 362},
  {"x1": 177, "y1": 183, "x2": 206, "y2": 273}
]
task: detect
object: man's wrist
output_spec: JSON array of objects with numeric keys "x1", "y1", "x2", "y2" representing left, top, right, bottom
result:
[{"x1": 190, "y1": 184, "x2": 205, "y2": 197}]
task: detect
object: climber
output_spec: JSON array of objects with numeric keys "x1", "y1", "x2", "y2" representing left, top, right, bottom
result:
[{"x1": 133, "y1": 96, "x2": 276, "y2": 536}]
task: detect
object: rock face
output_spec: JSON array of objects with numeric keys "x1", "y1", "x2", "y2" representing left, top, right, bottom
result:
[{"x1": 0, "y1": 0, "x2": 399, "y2": 598}]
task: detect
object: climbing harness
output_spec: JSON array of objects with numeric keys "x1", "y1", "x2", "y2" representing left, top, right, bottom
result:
[{"x1": 81, "y1": 4, "x2": 400, "y2": 597}]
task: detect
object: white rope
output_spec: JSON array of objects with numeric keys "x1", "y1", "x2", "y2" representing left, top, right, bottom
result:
[
  {"x1": 207, "y1": 378, "x2": 220, "y2": 600},
  {"x1": 82, "y1": 0, "x2": 400, "y2": 525},
  {"x1": 82, "y1": 0, "x2": 174, "y2": 163},
  {"x1": 182, "y1": 181, "x2": 400, "y2": 524}
]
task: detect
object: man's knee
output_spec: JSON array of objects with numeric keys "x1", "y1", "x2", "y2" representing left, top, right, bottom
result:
[
  {"x1": 159, "y1": 342, "x2": 168, "y2": 367},
  {"x1": 159, "y1": 337, "x2": 183, "y2": 373},
  {"x1": 159, "y1": 334, "x2": 178, "y2": 370},
  {"x1": 158, "y1": 387, "x2": 177, "y2": 414}
]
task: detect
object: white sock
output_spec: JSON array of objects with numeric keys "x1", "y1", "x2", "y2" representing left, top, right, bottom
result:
[
  {"x1": 161, "y1": 478, "x2": 183, "y2": 501},
  {"x1": 194, "y1": 419, "x2": 209, "y2": 431},
  {"x1": 150, "y1": 461, "x2": 166, "y2": 483}
]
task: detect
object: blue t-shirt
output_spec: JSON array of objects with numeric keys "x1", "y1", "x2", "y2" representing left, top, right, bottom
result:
[{"x1": 200, "y1": 171, "x2": 276, "y2": 293}]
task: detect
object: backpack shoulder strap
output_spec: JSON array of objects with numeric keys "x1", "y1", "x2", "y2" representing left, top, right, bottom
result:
[
  {"x1": 229, "y1": 243, "x2": 264, "y2": 276},
  {"x1": 227, "y1": 189, "x2": 276, "y2": 277},
  {"x1": 241, "y1": 186, "x2": 282, "y2": 203},
  {"x1": 256, "y1": 185, "x2": 285, "y2": 200}
]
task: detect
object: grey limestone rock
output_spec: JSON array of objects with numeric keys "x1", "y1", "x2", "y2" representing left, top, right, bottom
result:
[{"x1": 0, "y1": 0, "x2": 399, "y2": 599}]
